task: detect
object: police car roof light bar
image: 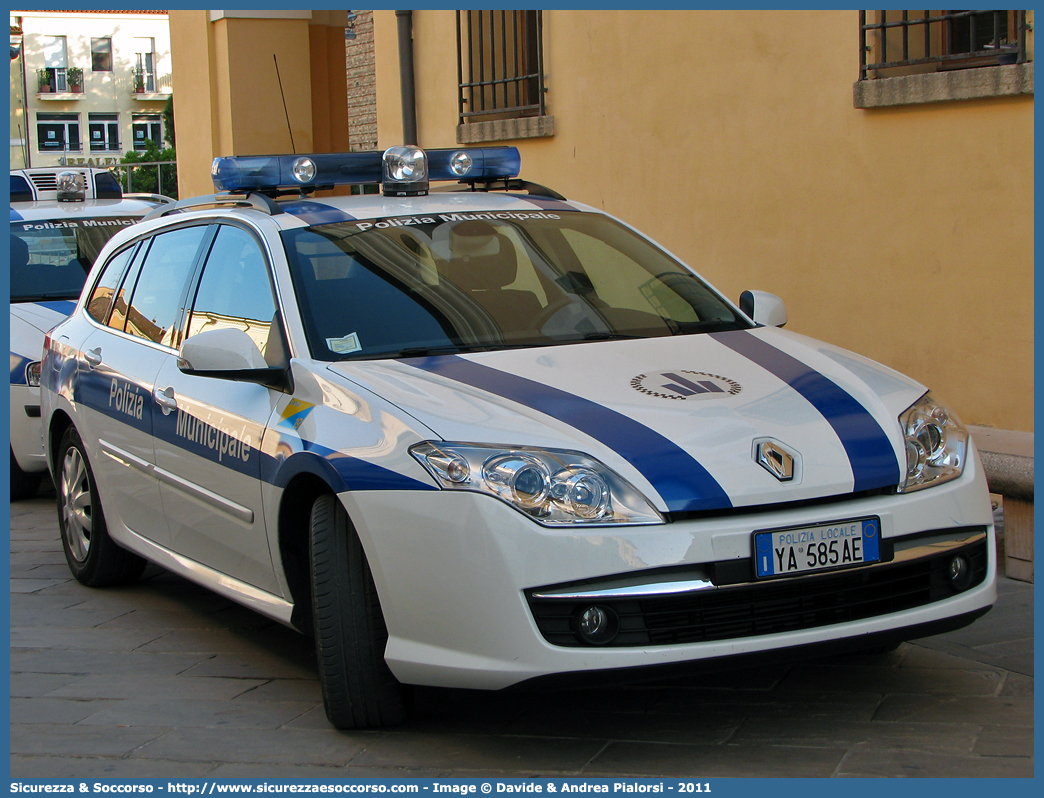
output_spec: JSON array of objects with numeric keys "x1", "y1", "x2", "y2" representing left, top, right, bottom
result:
[
  {"x1": 427, "y1": 146, "x2": 521, "y2": 182},
  {"x1": 210, "y1": 146, "x2": 522, "y2": 195}
]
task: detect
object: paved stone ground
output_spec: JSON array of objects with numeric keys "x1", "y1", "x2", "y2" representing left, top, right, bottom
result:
[{"x1": 8, "y1": 490, "x2": 1034, "y2": 779}]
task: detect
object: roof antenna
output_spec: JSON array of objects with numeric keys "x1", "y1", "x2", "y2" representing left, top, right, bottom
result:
[{"x1": 273, "y1": 54, "x2": 296, "y2": 153}]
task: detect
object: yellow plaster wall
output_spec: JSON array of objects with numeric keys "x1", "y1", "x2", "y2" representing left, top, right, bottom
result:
[
  {"x1": 169, "y1": 11, "x2": 348, "y2": 198},
  {"x1": 168, "y1": 10, "x2": 216, "y2": 198},
  {"x1": 375, "y1": 10, "x2": 1034, "y2": 431}
]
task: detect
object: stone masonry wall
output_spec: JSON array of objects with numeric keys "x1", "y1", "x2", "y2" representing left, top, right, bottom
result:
[{"x1": 345, "y1": 10, "x2": 377, "y2": 152}]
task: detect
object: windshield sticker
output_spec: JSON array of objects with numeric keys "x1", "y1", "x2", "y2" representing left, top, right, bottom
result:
[
  {"x1": 350, "y1": 211, "x2": 561, "y2": 233},
  {"x1": 327, "y1": 332, "x2": 362, "y2": 355}
]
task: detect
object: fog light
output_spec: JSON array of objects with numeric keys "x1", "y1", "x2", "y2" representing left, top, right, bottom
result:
[
  {"x1": 948, "y1": 554, "x2": 973, "y2": 591},
  {"x1": 576, "y1": 605, "x2": 618, "y2": 645}
]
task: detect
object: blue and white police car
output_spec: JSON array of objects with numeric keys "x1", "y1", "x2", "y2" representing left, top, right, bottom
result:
[
  {"x1": 10, "y1": 167, "x2": 170, "y2": 498},
  {"x1": 40, "y1": 146, "x2": 995, "y2": 729}
]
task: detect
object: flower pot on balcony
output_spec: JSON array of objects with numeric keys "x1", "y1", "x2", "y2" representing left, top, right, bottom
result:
[{"x1": 66, "y1": 67, "x2": 84, "y2": 92}]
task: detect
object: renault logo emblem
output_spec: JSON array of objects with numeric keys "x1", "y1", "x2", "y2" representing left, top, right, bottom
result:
[{"x1": 755, "y1": 439, "x2": 796, "y2": 482}]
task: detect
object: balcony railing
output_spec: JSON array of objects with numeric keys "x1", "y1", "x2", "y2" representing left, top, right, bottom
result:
[
  {"x1": 859, "y1": 10, "x2": 1029, "y2": 80},
  {"x1": 38, "y1": 67, "x2": 68, "y2": 93},
  {"x1": 131, "y1": 72, "x2": 172, "y2": 96}
]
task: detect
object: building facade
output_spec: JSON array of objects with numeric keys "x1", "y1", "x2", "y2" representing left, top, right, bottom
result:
[
  {"x1": 10, "y1": 9, "x2": 172, "y2": 169},
  {"x1": 167, "y1": 10, "x2": 350, "y2": 198},
  {"x1": 372, "y1": 10, "x2": 1034, "y2": 435}
]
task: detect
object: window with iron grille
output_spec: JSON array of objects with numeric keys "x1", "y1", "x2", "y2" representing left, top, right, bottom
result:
[
  {"x1": 456, "y1": 10, "x2": 552, "y2": 142},
  {"x1": 859, "y1": 10, "x2": 1028, "y2": 80}
]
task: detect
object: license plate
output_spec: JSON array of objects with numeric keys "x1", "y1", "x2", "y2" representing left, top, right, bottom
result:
[{"x1": 753, "y1": 517, "x2": 880, "y2": 579}]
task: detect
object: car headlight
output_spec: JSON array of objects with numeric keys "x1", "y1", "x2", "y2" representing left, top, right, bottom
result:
[
  {"x1": 409, "y1": 442, "x2": 665, "y2": 526},
  {"x1": 898, "y1": 393, "x2": 968, "y2": 493}
]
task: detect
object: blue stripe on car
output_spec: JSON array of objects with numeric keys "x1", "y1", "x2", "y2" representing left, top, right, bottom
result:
[
  {"x1": 36, "y1": 300, "x2": 78, "y2": 316},
  {"x1": 72, "y1": 367, "x2": 433, "y2": 492},
  {"x1": 262, "y1": 437, "x2": 437, "y2": 493},
  {"x1": 10, "y1": 207, "x2": 24, "y2": 221},
  {"x1": 9, "y1": 352, "x2": 31, "y2": 385},
  {"x1": 403, "y1": 354, "x2": 732, "y2": 513},
  {"x1": 280, "y1": 200, "x2": 357, "y2": 226},
  {"x1": 711, "y1": 330, "x2": 902, "y2": 492}
]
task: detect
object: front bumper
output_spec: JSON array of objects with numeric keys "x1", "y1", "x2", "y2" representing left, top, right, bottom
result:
[{"x1": 342, "y1": 445, "x2": 996, "y2": 690}]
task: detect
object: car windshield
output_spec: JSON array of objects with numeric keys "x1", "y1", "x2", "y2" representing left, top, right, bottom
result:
[
  {"x1": 9, "y1": 217, "x2": 138, "y2": 302},
  {"x1": 281, "y1": 211, "x2": 751, "y2": 361}
]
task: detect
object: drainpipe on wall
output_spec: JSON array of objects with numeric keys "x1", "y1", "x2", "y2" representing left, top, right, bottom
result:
[{"x1": 396, "y1": 9, "x2": 418, "y2": 146}]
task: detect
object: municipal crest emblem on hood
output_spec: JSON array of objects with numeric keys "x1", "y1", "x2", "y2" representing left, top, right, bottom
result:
[{"x1": 631, "y1": 370, "x2": 742, "y2": 400}]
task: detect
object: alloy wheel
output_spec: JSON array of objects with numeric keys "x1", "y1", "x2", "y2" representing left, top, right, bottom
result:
[{"x1": 61, "y1": 447, "x2": 93, "y2": 562}]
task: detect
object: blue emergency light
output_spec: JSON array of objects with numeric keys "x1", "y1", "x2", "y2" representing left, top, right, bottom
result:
[{"x1": 211, "y1": 146, "x2": 521, "y2": 196}]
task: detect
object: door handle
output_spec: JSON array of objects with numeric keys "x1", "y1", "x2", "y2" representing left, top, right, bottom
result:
[
  {"x1": 154, "y1": 386, "x2": 177, "y2": 415},
  {"x1": 83, "y1": 348, "x2": 102, "y2": 368}
]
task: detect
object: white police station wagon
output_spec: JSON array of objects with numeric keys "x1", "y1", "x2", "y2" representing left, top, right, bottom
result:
[
  {"x1": 40, "y1": 146, "x2": 996, "y2": 729},
  {"x1": 10, "y1": 167, "x2": 170, "y2": 498}
]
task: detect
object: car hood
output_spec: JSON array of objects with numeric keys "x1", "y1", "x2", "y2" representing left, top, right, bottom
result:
[
  {"x1": 327, "y1": 328, "x2": 927, "y2": 513},
  {"x1": 10, "y1": 300, "x2": 76, "y2": 337}
]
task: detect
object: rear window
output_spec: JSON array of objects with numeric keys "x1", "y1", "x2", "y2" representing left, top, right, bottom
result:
[
  {"x1": 9, "y1": 216, "x2": 140, "y2": 302},
  {"x1": 10, "y1": 175, "x2": 33, "y2": 202}
]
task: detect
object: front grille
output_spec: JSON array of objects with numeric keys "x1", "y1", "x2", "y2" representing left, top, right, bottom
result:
[{"x1": 528, "y1": 538, "x2": 987, "y2": 648}]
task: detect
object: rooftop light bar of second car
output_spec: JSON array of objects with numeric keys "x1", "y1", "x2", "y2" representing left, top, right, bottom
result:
[{"x1": 210, "y1": 146, "x2": 522, "y2": 194}]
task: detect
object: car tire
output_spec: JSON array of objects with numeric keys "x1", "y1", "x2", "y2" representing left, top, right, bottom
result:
[
  {"x1": 10, "y1": 448, "x2": 42, "y2": 500},
  {"x1": 309, "y1": 492, "x2": 408, "y2": 729},
  {"x1": 56, "y1": 427, "x2": 147, "y2": 587}
]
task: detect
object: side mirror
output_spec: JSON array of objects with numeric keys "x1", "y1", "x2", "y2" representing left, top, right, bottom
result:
[
  {"x1": 739, "y1": 290, "x2": 788, "y2": 328},
  {"x1": 178, "y1": 328, "x2": 293, "y2": 392}
]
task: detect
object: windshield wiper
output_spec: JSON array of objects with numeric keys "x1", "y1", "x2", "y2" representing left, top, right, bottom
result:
[
  {"x1": 576, "y1": 332, "x2": 646, "y2": 342},
  {"x1": 345, "y1": 345, "x2": 465, "y2": 361}
]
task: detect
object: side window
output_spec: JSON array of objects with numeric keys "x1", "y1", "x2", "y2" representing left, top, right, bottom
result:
[
  {"x1": 107, "y1": 244, "x2": 146, "y2": 333},
  {"x1": 122, "y1": 226, "x2": 209, "y2": 347},
  {"x1": 86, "y1": 245, "x2": 135, "y2": 324},
  {"x1": 186, "y1": 226, "x2": 277, "y2": 356}
]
